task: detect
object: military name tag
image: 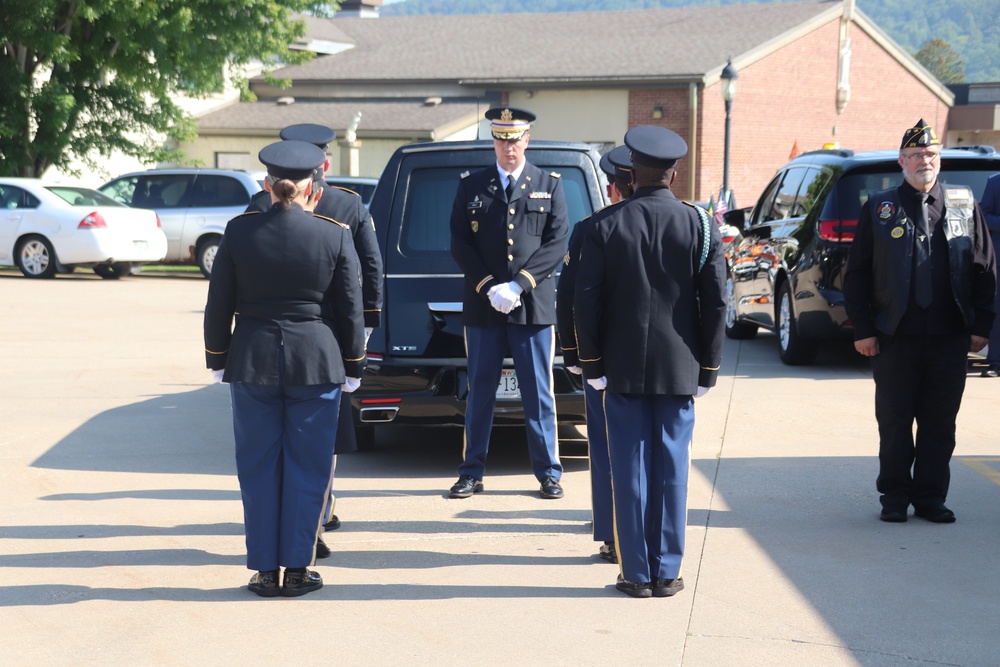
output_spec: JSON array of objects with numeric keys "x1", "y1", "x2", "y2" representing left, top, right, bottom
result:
[{"x1": 529, "y1": 192, "x2": 551, "y2": 199}]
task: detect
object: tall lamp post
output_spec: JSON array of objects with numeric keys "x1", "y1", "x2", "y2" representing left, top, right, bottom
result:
[{"x1": 721, "y1": 58, "x2": 739, "y2": 206}]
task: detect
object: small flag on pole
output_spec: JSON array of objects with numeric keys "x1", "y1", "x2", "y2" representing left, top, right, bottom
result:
[
  {"x1": 706, "y1": 193, "x2": 715, "y2": 220},
  {"x1": 714, "y1": 186, "x2": 729, "y2": 225},
  {"x1": 789, "y1": 140, "x2": 800, "y2": 159}
]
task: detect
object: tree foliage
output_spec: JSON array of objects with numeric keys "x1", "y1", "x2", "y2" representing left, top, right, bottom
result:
[
  {"x1": 915, "y1": 38, "x2": 965, "y2": 84},
  {"x1": 0, "y1": 1, "x2": 334, "y2": 177}
]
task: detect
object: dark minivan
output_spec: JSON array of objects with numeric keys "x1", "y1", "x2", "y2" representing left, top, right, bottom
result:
[
  {"x1": 352, "y1": 139, "x2": 607, "y2": 446},
  {"x1": 724, "y1": 145, "x2": 1000, "y2": 364}
]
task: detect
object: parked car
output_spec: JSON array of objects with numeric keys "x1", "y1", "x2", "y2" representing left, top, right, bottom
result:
[
  {"x1": 724, "y1": 145, "x2": 1000, "y2": 364},
  {"x1": 0, "y1": 178, "x2": 167, "y2": 279},
  {"x1": 98, "y1": 168, "x2": 261, "y2": 277},
  {"x1": 326, "y1": 176, "x2": 378, "y2": 207},
  {"x1": 350, "y1": 139, "x2": 608, "y2": 447}
]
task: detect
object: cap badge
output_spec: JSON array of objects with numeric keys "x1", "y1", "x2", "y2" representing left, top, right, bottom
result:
[{"x1": 501, "y1": 108, "x2": 514, "y2": 122}]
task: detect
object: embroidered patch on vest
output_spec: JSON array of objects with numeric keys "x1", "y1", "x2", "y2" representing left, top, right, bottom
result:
[{"x1": 878, "y1": 202, "x2": 895, "y2": 221}]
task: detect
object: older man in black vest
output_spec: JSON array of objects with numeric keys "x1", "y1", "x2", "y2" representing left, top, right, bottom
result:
[{"x1": 845, "y1": 119, "x2": 996, "y2": 524}]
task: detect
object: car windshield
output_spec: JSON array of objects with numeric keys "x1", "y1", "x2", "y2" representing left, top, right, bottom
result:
[
  {"x1": 834, "y1": 162, "x2": 1000, "y2": 221},
  {"x1": 46, "y1": 186, "x2": 125, "y2": 208}
]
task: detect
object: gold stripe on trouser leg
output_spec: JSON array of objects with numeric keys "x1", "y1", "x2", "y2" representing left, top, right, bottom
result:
[
  {"x1": 545, "y1": 325, "x2": 558, "y2": 463},
  {"x1": 603, "y1": 390, "x2": 624, "y2": 580},
  {"x1": 461, "y1": 326, "x2": 469, "y2": 465}
]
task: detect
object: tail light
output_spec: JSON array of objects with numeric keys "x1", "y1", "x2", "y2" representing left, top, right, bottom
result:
[
  {"x1": 817, "y1": 218, "x2": 856, "y2": 243},
  {"x1": 360, "y1": 398, "x2": 401, "y2": 405},
  {"x1": 366, "y1": 352, "x2": 384, "y2": 361},
  {"x1": 78, "y1": 212, "x2": 107, "y2": 229},
  {"x1": 155, "y1": 213, "x2": 162, "y2": 228}
]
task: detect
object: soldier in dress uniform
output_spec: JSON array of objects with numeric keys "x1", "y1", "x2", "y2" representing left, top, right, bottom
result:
[
  {"x1": 557, "y1": 144, "x2": 633, "y2": 564},
  {"x1": 574, "y1": 125, "x2": 726, "y2": 598},
  {"x1": 248, "y1": 123, "x2": 383, "y2": 539},
  {"x1": 205, "y1": 140, "x2": 366, "y2": 597},
  {"x1": 448, "y1": 107, "x2": 569, "y2": 500},
  {"x1": 845, "y1": 119, "x2": 996, "y2": 524}
]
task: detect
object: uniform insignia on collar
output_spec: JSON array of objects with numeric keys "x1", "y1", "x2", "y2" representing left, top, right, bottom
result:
[
  {"x1": 460, "y1": 170, "x2": 470, "y2": 179},
  {"x1": 549, "y1": 171, "x2": 561, "y2": 178},
  {"x1": 878, "y1": 202, "x2": 895, "y2": 221},
  {"x1": 891, "y1": 226, "x2": 904, "y2": 239},
  {"x1": 529, "y1": 192, "x2": 551, "y2": 199}
]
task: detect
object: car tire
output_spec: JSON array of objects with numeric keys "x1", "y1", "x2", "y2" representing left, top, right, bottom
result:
[
  {"x1": 197, "y1": 237, "x2": 220, "y2": 278},
  {"x1": 724, "y1": 275, "x2": 758, "y2": 339},
  {"x1": 15, "y1": 235, "x2": 58, "y2": 279},
  {"x1": 92, "y1": 263, "x2": 131, "y2": 279},
  {"x1": 776, "y1": 281, "x2": 819, "y2": 365}
]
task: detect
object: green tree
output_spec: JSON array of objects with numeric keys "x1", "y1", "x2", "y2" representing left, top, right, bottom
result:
[
  {"x1": 914, "y1": 38, "x2": 966, "y2": 83},
  {"x1": 0, "y1": 1, "x2": 334, "y2": 177}
]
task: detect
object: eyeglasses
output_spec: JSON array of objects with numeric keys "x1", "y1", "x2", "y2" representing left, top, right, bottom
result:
[{"x1": 903, "y1": 150, "x2": 940, "y2": 162}]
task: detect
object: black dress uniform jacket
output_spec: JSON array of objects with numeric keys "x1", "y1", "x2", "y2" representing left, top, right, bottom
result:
[
  {"x1": 450, "y1": 162, "x2": 569, "y2": 327},
  {"x1": 574, "y1": 187, "x2": 727, "y2": 394},
  {"x1": 556, "y1": 201, "x2": 626, "y2": 367},
  {"x1": 204, "y1": 204, "x2": 366, "y2": 385},
  {"x1": 249, "y1": 182, "x2": 383, "y2": 328}
]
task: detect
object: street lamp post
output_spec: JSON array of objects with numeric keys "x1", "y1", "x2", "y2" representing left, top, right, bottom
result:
[{"x1": 721, "y1": 58, "x2": 739, "y2": 206}]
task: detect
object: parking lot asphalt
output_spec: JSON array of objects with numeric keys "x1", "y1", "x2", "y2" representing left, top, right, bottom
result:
[{"x1": 2, "y1": 269, "x2": 999, "y2": 666}]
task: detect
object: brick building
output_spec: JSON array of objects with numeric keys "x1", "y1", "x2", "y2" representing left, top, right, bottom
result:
[{"x1": 188, "y1": 0, "x2": 951, "y2": 206}]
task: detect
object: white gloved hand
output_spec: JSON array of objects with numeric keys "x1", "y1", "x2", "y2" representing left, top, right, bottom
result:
[
  {"x1": 364, "y1": 327, "x2": 373, "y2": 347},
  {"x1": 694, "y1": 386, "x2": 710, "y2": 398},
  {"x1": 342, "y1": 377, "x2": 361, "y2": 393},
  {"x1": 210, "y1": 369, "x2": 225, "y2": 383},
  {"x1": 587, "y1": 376, "x2": 608, "y2": 391},
  {"x1": 489, "y1": 282, "x2": 523, "y2": 314},
  {"x1": 566, "y1": 365, "x2": 582, "y2": 375}
]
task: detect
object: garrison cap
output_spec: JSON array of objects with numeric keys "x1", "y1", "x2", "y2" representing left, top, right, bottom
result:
[
  {"x1": 900, "y1": 119, "x2": 941, "y2": 150},
  {"x1": 624, "y1": 125, "x2": 688, "y2": 169},
  {"x1": 279, "y1": 123, "x2": 337, "y2": 150},
  {"x1": 259, "y1": 140, "x2": 326, "y2": 181},
  {"x1": 485, "y1": 107, "x2": 535, "y2": 140}
]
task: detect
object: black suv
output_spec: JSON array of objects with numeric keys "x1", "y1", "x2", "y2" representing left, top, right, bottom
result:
[
  {"x1": 353, "y1": 139, "x2": 607, "y2": 446},
  {"x1": 725, "y1": 146, "x2": 1000, "y2": 364}
]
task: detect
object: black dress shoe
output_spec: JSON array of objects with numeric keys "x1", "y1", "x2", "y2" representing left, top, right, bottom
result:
[
  {"x1": 879, "y1": 507, "x2": 908, "y2": 523},
  {"x1": 324, "y1": 515, "x2": 341, "y2": 531},
  {"x1": 982, "y1": 366, "x2": 1000, "y2": 378},
  {"x1": 315, "y1": 535, "x2": 331, "y2": 559},
  {"x1": 598, "y1": 541, "x2": 618, "y2": 564},
  {"x1": 615, "y1": 575, "x2": 652, "y2": 598},
  {"x1": 248, "y1": 570, "x2": 281, "y2": 597},
  {"x1": 914, "y1": 504, "x2": 956, "y2": 523},
  {"x1": 539, "y1": 476, "x2": 564, "y2": 499},
  {"x1": 449, "y1": 475, "x2": 483, "y2": 499},
  {"x1": 281, "y1": 569, "x2": 323, "y2": 597},
  {"x1": 653, "y1": 577, "x2": 685, "y2": 598}
]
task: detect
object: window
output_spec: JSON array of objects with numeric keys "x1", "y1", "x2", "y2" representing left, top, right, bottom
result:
[{"x1": 0, "y1": 185, "x2": 39, "y2": 210}]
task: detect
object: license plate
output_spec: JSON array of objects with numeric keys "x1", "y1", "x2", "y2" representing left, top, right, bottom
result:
[
  {"x1": 133, "y1": 240, "x2": 147, "y2": 250},
  {"x1": 496, "y1": 368, "x2": 520, "y2": 399}
]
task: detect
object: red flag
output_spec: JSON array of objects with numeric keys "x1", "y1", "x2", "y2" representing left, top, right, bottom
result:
[{"x1": 789, "y1": 140, "x2": 800, "y2": 159}]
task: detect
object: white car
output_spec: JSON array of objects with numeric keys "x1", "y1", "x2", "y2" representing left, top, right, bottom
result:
[{"x1": 0, "y1": 178, "x2": 167, "y2": 279}]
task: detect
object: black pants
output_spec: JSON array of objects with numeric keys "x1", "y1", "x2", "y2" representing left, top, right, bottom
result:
[{"x1": 871, "y1": 332, "x2": 968, "y2": 509}]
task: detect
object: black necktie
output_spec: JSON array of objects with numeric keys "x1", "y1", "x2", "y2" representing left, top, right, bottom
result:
[
  {"x1": 506, "y1": 175, "x2": 516, "y2": 201},
  {"x1": 914, "y1": 192, "x2": 932, "y2": 309}
]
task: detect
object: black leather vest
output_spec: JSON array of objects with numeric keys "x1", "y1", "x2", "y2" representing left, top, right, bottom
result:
[{"x1": 868, "y1": 184, "x2": 977, "y2": 333}]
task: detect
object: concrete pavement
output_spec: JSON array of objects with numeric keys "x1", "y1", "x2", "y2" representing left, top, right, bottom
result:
[{"x1": 1, "y1": 269, "x2": 998, "y2": 666}]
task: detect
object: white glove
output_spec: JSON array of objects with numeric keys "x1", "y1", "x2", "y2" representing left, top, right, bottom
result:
[
  {"x1": 587, "y1": 376, "x2": 608, "y2": 391},
  {"x1": 488, "y1": 282, "x2": 523, "y2": 314},
  {"x1": 342, "y1": 377, "x2": 361, "y2": 393},
  {"x1": 364, "y1": 327, "x2": 373, "y2": 346},
  {"x1": 694, "y1": 386, "x2": 710, "y2": 398},
  {"x1": 566, "y1": 365, "x2": 582, "y2": 375},
  {"x1": 210, "y1": 369, "x2": 225, "y2": 383}
]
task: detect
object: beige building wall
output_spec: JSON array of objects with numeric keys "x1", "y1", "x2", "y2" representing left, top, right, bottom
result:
[{"x1": 508, "y1": 89, "x2": 629, "y2": 147}]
